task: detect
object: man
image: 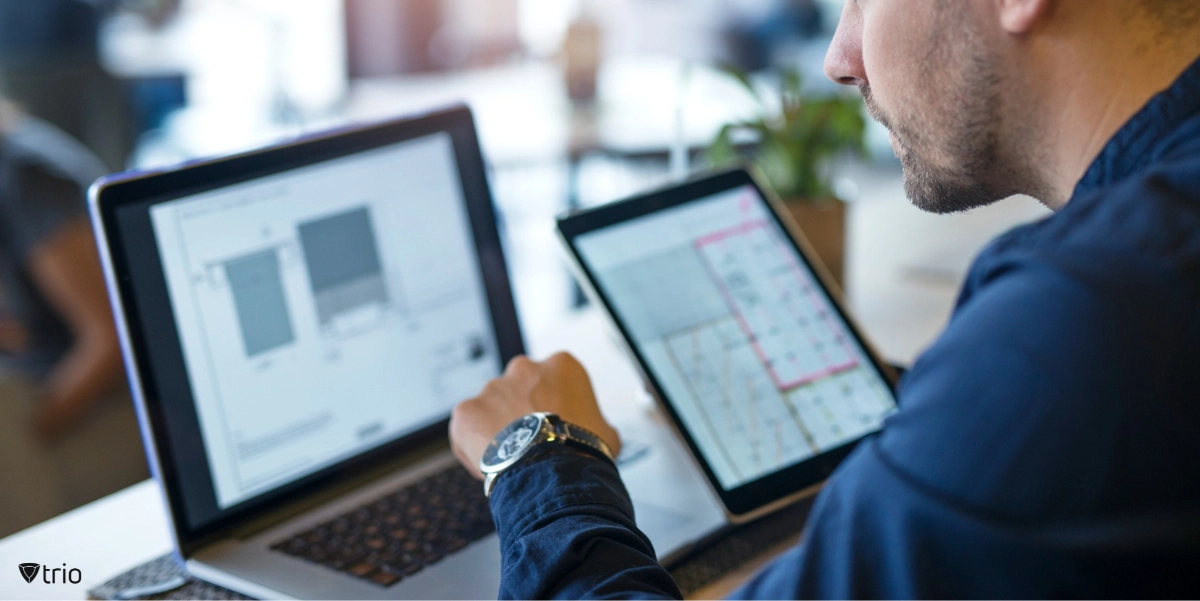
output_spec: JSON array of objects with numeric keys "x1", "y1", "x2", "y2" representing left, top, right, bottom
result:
[
  {"x1": 451, "y1": 0, "x2": 1200, "y2": 597},
  {"x1": 0, "y1": 103, "x2": 147, "y2": 537}
]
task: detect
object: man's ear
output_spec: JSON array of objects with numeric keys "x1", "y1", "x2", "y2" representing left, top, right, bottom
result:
[{"x1": 995, "y1": 0, "x2": 1054, "y2": 33}]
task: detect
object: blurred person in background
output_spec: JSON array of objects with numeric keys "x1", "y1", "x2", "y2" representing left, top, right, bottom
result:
[
  {"x1": 0, "y1": 0, "x2": 179, "y2": 172},
  {"x1": 0, "y1": 98, "x2": 147, "y2": 538}
]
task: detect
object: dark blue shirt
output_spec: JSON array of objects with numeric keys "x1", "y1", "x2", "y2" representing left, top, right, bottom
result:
[{"x1": 489, "y1": 55, "x2": 1200, "y2": 599}]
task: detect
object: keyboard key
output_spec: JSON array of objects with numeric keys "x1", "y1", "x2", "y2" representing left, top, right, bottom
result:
[
  {"x1": 269, "y1": 466, "x2": 492, "y2": 587},
  {"x1": 369, "y1": 569, "x2": 402, "y2": 587},
  {"x1": 347, "y1": 561, "x2": 378, "y2": 578},
  {"x1": 329, "y1": 552, "x2": 365, "y2": 570}
]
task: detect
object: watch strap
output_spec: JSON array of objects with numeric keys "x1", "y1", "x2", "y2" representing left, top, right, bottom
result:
[{"x1": 558, "y1": 420, "x2": 615, "y2": 462}]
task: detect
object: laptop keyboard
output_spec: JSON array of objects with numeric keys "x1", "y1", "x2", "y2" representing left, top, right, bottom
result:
[{"x1": 269, "y1": 465, "x2": 495, "y2": 587}]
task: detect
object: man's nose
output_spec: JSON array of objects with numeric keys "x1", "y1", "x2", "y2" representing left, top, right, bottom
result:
[{"x1": 824, "y1": 4, "x2": 867, "y2": 87}]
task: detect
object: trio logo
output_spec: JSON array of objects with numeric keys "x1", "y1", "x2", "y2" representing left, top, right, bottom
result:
[
  {"x1": 17, "y1": 562, "x2": 82, "y2": 584},
  {"x1": 18, "y1": 563, "x2": 39, "y2": 583}
]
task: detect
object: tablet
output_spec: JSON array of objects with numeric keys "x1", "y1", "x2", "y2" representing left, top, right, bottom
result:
[{"x1": 557, "y1": 168, "x2": 899, "y2": 520}]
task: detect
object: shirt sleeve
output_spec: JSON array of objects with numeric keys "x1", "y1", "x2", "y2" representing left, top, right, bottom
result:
[{"x1": 488, "y1": 445, "x2": 684, "y2": 600}]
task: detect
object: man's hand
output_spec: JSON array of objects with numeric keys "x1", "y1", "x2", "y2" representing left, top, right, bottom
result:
[{"x1": 450, "y1": 352, "x2": 621, "y2": 479}]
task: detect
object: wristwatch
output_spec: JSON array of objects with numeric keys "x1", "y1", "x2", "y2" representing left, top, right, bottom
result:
[{"x1": 479, "y1": 412, "x2": 615, "y2": 497}]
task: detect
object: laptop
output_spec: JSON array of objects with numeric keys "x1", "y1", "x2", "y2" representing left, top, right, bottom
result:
[{"x1": 89, "y1": 105, "x2": 724, "y2": 599}]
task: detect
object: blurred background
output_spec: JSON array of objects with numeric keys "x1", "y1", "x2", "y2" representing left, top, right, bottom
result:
[{"x1": 0, "y1": 0, "x2": 1050, "y2": 537}]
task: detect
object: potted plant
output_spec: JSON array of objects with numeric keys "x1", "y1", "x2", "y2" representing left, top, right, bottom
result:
[{"x1": 707, "y1": 68, "x2": 866, "y2": 287}]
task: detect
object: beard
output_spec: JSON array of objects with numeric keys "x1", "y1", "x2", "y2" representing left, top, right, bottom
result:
[{"x1": 861, "y1": 11, "x2": 1040, "y2": 214}]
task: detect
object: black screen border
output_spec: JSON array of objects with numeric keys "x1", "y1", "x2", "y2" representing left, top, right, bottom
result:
[
  {"x1": 91, "y1": 105, "x2": 525, "y2": 554},
  {"x1": 557, "y1": 167, "x2": 897, "y2": 518}
]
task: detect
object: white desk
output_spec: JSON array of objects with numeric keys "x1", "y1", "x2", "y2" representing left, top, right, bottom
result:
[
  {"x1": 0, "y1": 185, "x2": 1049, "y2": 599},
  {"x1": 0, "y1": 480, "x2": 169, "y2": 600}
]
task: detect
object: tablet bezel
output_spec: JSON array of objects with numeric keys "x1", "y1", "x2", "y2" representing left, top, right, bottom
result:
[{"x1": 557, "y1": 167, "x2": 898, "y2": 520}]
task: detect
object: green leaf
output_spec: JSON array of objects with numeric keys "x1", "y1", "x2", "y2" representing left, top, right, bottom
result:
[{"x1": 705, "y1": 65, "x2": 867, "y2": 201}]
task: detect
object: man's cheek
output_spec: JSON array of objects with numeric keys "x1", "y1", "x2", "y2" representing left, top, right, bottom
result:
[
  {"x1": 860, "y1": 18, "x2": 900, "y2": 114},
  {"x1": 866, "y1": 0, "x2": 936, "y2": 106}
]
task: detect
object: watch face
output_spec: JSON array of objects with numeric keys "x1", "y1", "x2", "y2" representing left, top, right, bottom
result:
[{"x1": 481, "y1": 414, "x2": 543, "y2": 471}]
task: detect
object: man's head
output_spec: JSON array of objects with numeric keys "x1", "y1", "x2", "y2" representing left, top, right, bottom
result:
[{"x1": 825, "y1": 0, "x2": 1200, "y2": 213}]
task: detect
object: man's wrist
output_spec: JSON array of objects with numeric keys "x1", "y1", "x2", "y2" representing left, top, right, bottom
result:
[
  {"x1": 486, "y1": 440, "x2": 612, "y2": 498},
  {"x1": 487, "y1": 441, "x2": 633, "y2": 539}
]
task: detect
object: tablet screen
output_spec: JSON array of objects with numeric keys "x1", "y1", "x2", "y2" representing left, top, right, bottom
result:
[{"x1": 573, "y1": 183, "x2": 896, "y2": 491}]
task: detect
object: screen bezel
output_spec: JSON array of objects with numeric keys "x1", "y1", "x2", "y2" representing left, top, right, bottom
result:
[
  {"x1": 557, "y1": 167, "x2": 897, "y2": 518},
  {"x1": 90, "y1": 105, "x2": 525, "y2": 554}
]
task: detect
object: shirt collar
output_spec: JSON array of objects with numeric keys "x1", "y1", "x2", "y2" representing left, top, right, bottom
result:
[{"x1": 1073, "y1": 54, "x2": 1200, "y2": 198}]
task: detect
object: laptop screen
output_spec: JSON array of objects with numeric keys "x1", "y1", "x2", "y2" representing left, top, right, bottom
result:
[{"x1": 146, "y1": 132, "x2": 501, "y2": 509}]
